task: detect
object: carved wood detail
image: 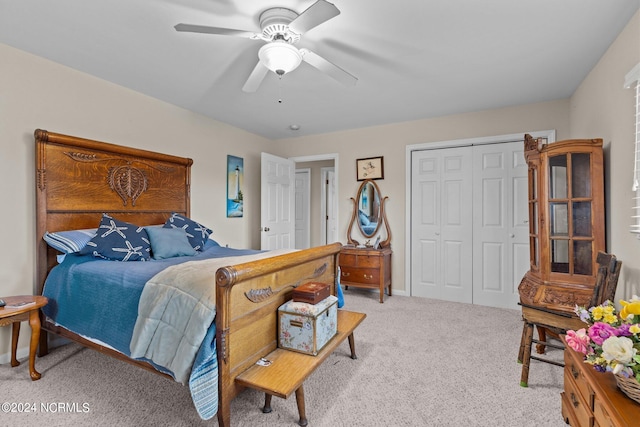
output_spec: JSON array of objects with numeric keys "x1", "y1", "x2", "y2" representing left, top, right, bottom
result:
[
  {"x1": 517, "y1": 276, "x2": 538, "y2": 304},
  {"x1": 61, "y1": 151, "x2": 180, "y2": 206},
  {"x1": 541, "y1": 289, "x2": 589, "y2": 308},
  {"x1": 244, "y1": 287, "x2": 274, "y2": 303},
  {"x1": 108, "y1": 164, "x2": 148, "y2": 206},
  {"x1": 244, "y1": 262, "x2": 329, "y2": 302}
]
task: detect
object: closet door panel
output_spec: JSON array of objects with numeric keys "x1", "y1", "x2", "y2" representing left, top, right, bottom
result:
[
  {"x1": 472, "y1": 141, "x2": 528, "y2": 309},
  {"x1": 411, "y1": 147, "x2": 472, "y2": 302}
]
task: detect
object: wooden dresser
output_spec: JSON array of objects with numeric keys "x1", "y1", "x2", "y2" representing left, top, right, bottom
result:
[
  {"x1": 561, "y1": 337, "x2": 640, "y2": 427},
  {"x1": 338, "y1": 246, "x2": 392, "y2": 303}
]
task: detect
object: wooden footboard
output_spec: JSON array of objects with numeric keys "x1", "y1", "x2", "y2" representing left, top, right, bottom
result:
[{"x1": 214, "y1": 242, "x2": 341, "y2": 427}]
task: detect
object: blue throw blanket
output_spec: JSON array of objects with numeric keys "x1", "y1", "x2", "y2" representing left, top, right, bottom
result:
[{"x1": 42, "y1": 241, "x2": 259, "y2": 419}]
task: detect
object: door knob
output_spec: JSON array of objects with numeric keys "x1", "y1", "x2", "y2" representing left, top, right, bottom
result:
[{"x1": 263, "y1": 227, "x2": 270, "y2": 232}]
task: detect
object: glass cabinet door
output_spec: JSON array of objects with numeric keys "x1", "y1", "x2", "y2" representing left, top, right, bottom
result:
[
  {"x1": 548, "y1": 152, "x2": 593, "y2": 276},
  {"x1": 529, "y1": 165, "x2": 539, "y2": 269}
]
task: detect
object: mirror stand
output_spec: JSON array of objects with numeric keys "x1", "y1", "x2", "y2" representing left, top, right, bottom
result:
[{"x1": 346, "y1": 179, "x2": 391, "y2": 248}]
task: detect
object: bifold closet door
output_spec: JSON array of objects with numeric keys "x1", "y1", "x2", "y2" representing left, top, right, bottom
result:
[
  {"x1": 411, "y1": 146, "x2": 473, "y2": 303},
  {"x1": 471, "y1": 142, "x2": 529, "y2": 310}
]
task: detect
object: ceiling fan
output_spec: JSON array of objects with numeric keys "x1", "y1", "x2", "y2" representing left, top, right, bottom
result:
[{"x1": 174, "y1": 0, "x2": 357, "y2": 92}]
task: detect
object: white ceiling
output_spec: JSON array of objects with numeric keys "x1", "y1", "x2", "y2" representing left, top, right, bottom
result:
[{"x1": 1, "y1": 0, "x2": 638, "y2": 140}]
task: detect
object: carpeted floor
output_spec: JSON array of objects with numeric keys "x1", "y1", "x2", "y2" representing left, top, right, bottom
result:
[{"x1": 1, "y1": 289, "x2": 568, "y2": 426}]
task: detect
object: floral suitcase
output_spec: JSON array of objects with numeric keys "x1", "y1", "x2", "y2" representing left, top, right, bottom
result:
[{"x1": 278, "y1": 295, "x2": 338, "y2": 355}]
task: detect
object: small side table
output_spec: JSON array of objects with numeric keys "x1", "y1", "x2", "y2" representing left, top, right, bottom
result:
[{"x1": 0, "y1": 295, "x2": 48, "y2": 380}]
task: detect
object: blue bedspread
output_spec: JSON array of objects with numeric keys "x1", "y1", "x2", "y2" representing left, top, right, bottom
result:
[{"x1": 42, "y1": 241, "x2": 259, "y2": 419}]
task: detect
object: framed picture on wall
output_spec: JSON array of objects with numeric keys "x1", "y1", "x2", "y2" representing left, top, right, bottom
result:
[
  {"x1": 356, "y1": 156, "x2": 384, "y2": 181},
  {"x1": 226, "y1": 155, "x2": 244, "y2": 217}
]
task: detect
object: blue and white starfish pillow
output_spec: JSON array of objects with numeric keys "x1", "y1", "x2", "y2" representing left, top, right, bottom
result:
[
  {"x1": 80, "y1": 214, "x2": 151, "y2": 261},
  {"x1": 163, "y1": 213, "x2": 212, "y2": 251}
]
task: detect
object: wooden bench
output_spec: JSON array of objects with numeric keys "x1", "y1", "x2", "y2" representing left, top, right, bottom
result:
[{"x1": 235, "y1": 309, "x2": 366, "y2": 426}]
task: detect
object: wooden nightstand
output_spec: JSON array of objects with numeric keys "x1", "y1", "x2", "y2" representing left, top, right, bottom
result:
[
  {"x1": 339, "y1": 246, "x2": 392, "y2": 303},
  {"x1": 0, "y1": 295, "x2": 48, "y2": 380}
]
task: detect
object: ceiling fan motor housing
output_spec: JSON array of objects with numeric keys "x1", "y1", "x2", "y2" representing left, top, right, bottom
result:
[{"x1": 259, "y1": 8, "x2": 301, "y2": 42}]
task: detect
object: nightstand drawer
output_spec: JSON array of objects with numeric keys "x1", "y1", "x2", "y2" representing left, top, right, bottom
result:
[
  {"x1": 563, "y1": 369, "x2": 593, "y2": 427},
  {"x1": 565, "y1": 347, "x2": 594, "y2": 409},
  {"x1": 340, "y1": 267, "x2": 379, "y2": 285},
  {"x1": 339, "y1": 253, "x2": 381, "y2": 268},
  {"x1": 594, "y1": 399, "x2": 615, "y2": 427}
]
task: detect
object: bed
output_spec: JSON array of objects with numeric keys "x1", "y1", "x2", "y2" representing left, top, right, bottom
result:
[{"x1": 34, "y1": 129, "x2": 341, "y2": 427}]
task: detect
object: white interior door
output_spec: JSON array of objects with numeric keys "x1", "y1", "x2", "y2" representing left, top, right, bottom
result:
[
  {"x1": 261, "y1": 152, "x2": 295, "y2": 250},
  {"x1": 411, "y1": 146, "x2": 473, "y2": 303},
  {"x1": 472, "y1": 142, "x2": 529, "y2": 310},
  {"x1": 295, "y1": 169, "x2": 310, "y2": 249}
]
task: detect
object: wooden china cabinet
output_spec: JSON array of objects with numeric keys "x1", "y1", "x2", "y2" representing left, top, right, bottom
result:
[{"x1": 518, "y1": 134, "x2": 605, "y2": 313}]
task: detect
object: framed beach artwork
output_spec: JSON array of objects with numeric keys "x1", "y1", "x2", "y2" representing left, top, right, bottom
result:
[{"x1": 226, "y1": 155, "x2": 244, "y2": 217}]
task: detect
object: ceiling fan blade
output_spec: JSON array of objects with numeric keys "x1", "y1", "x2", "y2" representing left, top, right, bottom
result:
[
  {"x1": 174, "y1": 23, "x2": 258, "y2": 39},
  {"x1": 288, "y1": 0, "x2": 340, "y2": 35},
  {"x1": 300, "y1": 48, "x2": 357, "y2": 87},
  {"x1": 242, "y1": 61, "x2": 269, "y2": 92}
]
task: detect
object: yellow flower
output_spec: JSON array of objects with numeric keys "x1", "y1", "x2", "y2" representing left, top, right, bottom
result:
[
  {"x1": 603, "y1": 313, "x2": 618, "y2": 324},
  {"x1": 620, "y1": 299, "x2": 640, "y2": 320},
  {"x1": 591, "y1": 306, "x2": 604, "y2": 320},
  {"x1": 630, "y1": 324, "x2": 640, "y2": 334}
]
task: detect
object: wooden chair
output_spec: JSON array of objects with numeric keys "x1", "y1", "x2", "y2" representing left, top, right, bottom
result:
[{"x1": 517, "y1": 251, "x2": 622, "y2": 387}]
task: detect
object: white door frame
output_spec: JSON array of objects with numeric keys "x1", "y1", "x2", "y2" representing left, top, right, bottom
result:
[
  {"x1": 405, "y1": 130, "x2": 556, "y2": 297},
  {"x1": 321, "y1": 167, "x2": 337, "y2": 245},
  {"x1": 295, "y1": 168, "x2": 311, "y2": 249},
  {"x1": 289, "y1": 153, "x2": 339, "y2": 245}
]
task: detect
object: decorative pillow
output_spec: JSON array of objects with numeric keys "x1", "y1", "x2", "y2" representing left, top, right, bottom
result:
[
  {"x1": 359, "y1": 210, "x2": 370, "y2": 226},
  {"x1": 163, "y1": 213, "x2": 212, "y2": 251},
  {"x1": 43, "y1": 228, "x2": 97, "y2": 253},
  {"x1": 79, "y1": 214, "x2": 151, "y2": 261},
  {"x1": 145, "y1": 226, "x2": 197, "y2": 260}
]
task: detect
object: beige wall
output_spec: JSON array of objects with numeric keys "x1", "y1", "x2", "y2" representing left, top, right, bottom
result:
[
  {"x1": 0, "y1": 43, "x2": 270, "y2": 356},
  {"x1": 569, "y1": 10, "x2": 640, "y2": 300},
  {"x1": 275, "y1": 100, "x2": 571, "y2": 296}
]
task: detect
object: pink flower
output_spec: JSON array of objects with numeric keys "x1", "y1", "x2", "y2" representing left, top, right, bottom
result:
[
  {"x1": 566, "y1": 329, "x2": 590, "y2": 354},
  {"x1": 588, "y1": 322, "x2": 619, "y2": 346}
]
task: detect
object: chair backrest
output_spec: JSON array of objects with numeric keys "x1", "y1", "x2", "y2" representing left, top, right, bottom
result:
[{"x1": 589, "y1": 252, "x2": 622, "y2": 307}]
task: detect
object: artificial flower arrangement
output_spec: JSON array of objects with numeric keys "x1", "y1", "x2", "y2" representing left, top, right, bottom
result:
[{"x1": 565, "y1": 296, "x2": 640, "y2": 385}]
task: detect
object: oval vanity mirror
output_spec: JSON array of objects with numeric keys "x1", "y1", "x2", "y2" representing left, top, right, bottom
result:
[
  {"x1": 357, "y1": 181, "x2": 381, "y2": 237},
  {"x1": 347, "y1": 179, "x2": 391, "y2": 248}
]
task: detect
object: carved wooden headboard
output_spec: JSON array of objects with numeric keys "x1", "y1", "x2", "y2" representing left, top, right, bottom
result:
[{"x1": 35, "y1": 129, "x2": 193, "y2": 295}]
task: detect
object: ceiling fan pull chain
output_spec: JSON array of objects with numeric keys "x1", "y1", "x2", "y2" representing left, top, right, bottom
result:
[{"x1": 278, "y1": 76, "x2": 283, "y2": 104}]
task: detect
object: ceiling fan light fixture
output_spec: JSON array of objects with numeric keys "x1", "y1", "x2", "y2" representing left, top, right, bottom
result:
[{"x1": 258, "y1": 41, "x2": 302, "y2": 76}]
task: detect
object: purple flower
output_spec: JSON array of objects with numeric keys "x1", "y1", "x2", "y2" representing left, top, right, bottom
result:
[
  {"x1": 576, "y1": 307, "x2": 591, "y2": 323},
  {"x1": 588, "y1": 322, "x2": 619, "y2": 346},
  {"x1": 617, "y1": 323, "x2": 633, "y2": 337}
]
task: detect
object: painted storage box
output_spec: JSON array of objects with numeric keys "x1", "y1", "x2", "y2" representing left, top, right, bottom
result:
[
  {"x1": 293, "y1": 281, "x2": 331, "y2": 304},
  {"x1": 278, "y1": 295, "x2": 338, "y2": 355}
]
